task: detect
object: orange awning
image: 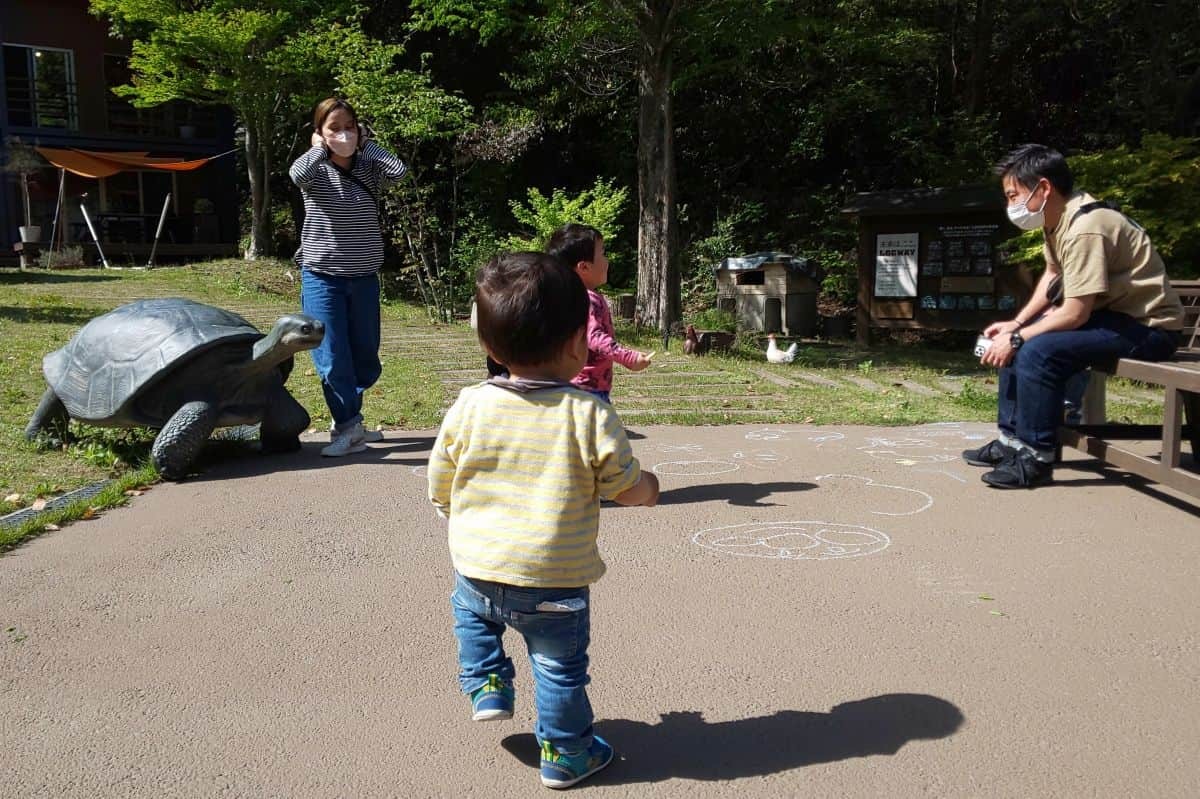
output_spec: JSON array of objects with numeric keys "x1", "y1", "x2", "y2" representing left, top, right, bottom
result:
[{"x1": 35, "y1": 147, "x2": 230, "y2": 179}]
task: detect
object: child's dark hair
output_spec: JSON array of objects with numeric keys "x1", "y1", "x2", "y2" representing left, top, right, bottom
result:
[
  {"x1": 994, "y1": 144, "x2": 1074, "y2": 196},
  {"x1": 546, "y1": 223, "x2": 603, "y2": 268},
  {"x1": 475, "y1": 251, "x2": 589, "y2": 367}
]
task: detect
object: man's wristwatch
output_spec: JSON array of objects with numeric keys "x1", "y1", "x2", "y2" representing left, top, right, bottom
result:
[{"x1": 1010, "y1": 331, "x2": 1025, "y2": 351}]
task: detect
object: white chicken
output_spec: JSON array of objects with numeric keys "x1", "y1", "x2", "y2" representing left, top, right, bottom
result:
[{"x1": 765, "y1": 333, "x2": 798, "y2": 364}]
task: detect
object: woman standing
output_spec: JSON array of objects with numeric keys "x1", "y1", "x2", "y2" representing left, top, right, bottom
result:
[{"x1": 290, "y1": 98, "x2": 407, "y2": 456}]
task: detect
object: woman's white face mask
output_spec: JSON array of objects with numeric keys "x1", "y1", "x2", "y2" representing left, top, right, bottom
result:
[
  {"x1": 325, "y1": 129, "x2": 358, "y2": 157},
  {"x1": 1006, "y1": 183, "x2": 1048, "y2": 231}
]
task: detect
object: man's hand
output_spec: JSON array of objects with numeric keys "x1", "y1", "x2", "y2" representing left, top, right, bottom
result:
[
  {"x1": 984, "y1": 319, "x2": 1021, "y2": 339},
  {"x1": 311, "y1": 131, "x2": 324, "y2": 148},
  {"x1": 982, "y1": 333, "x2": 1016, "y2": 368}
]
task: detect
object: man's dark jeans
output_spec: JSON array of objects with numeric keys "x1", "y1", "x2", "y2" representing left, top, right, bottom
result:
[{"x1": 998, "y1": 310, "x2": 1180, "y2": 453}]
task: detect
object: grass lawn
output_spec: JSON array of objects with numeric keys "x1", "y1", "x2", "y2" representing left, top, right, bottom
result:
[{"x1": 0, "y1": 259, "x2": 1165, "y2": 548}]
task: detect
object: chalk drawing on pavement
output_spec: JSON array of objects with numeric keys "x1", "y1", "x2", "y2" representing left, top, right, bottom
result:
[
  {"x1": 653, "y1": 460, "x2": 740, "y2": 476},
  {"x1": 692, "y1": 521, "x2": 891, "y2": 561},
  {"x1": 744, "y1": 427, "x2": 846, "y2": 446},
  {"x1": 810, "y1": 474, "x2": 933, "y2": 516}
]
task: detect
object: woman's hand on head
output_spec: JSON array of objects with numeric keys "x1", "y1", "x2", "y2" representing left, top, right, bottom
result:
[{"x1": 311, "y1": 131, "x2": 325, "y2": 149}]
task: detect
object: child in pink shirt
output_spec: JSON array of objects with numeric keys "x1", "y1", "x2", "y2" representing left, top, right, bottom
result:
[{"x1": 547, "y1": 224, "x2": 652, "y2": 402}]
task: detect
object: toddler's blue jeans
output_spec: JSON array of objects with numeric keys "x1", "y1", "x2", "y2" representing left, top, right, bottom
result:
[{"x1": 451, "y1": 572, "x2": 594, "y2": 753}]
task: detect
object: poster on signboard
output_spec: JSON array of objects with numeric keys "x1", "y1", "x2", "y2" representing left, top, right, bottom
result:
[{"x1": 874, "y1": 232, "x2": 919, "y2": 297}]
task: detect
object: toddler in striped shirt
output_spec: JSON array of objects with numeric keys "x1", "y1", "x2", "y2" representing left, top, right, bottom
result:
[{"x1": 428, "y1": 251, "x2": 659, "y2": 789}]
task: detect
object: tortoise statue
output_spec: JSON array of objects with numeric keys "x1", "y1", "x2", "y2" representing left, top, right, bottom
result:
[{"x1": 24, "y1": 298, "x2": 325, "y2": 480}]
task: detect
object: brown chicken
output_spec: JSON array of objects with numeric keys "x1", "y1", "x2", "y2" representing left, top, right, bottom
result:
[{"x1": 683, "y1": 324, "x2": 700, "y2": 355}]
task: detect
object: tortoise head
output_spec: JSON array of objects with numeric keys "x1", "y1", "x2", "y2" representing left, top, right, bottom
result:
[{"x1": 252, "y1": 313, "x2": 325, "y2": 365}]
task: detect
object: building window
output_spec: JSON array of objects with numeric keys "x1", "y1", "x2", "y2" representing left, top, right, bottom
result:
[
  {"x1": 3, "y1": 44, "x2": 78, "y2": 129},
  {"x1": 735, "y1": 270, "x2": 765, "y2": 286},
  {"x1": 104, "y1": 54, "x2": 218, "y2": 138},
  {"x1": 96, "y1": 170, "x2": 178, "y2": 242}
]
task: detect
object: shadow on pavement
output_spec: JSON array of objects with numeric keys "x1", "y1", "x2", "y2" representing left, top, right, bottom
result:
[
  {"x1": 649, "y1": 481, "x2": 817, "y2": 508},
  {"x1": 501, "y1": 693, "x2": 964, "y2": 785},
  {"x1": 1053, "y1": 460, "x2": 1200, "y2": 518},
  {"x1": 187, "y1": 435, "x2": 435, "y2": 482}
]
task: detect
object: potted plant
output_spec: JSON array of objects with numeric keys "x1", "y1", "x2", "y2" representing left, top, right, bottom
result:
[{"x1": 4, "y1": 138, "x2": 45, "y2": 243}]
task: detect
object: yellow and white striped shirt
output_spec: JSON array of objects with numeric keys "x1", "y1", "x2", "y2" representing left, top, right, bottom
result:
[{"x1": 428, "y1": 382, "x2": 641, "y2": 588}]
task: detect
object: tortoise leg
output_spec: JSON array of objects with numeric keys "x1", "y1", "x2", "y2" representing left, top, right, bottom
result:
[
  {"x1": 260, "y1": 387, "x2": 310, "y2": 454},
  {"x1": 152, "y1": 401, "x2": 219, "y2": 480},
  {"x1": 25, "y1": 387, "x2": 70, "y2": 445}
]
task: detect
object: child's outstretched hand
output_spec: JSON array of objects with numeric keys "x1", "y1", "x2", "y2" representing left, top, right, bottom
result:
[
  {"x1": 628, "y1": 351, "x2": 654, "y2": 372},
  {"x1": 613, "y1": 471, "x2": 660, "y2": 507}
]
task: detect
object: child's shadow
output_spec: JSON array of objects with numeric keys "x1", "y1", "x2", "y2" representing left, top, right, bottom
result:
[
  {"x1": 630, "y1": 481, "x2": 817, "y2": 508},
  {"x1": 501, "y1": 693, "x2": 963, "y2": 784}
]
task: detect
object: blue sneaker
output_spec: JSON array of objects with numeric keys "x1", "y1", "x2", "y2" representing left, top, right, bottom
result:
[
  {"x1": 469, "y1": 674, "x2": 514, "y2": 721},
  {"x1": 540, "y1": 735, "x2": 614, "y2": 789}
]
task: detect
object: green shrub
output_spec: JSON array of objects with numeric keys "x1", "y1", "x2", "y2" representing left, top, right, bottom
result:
[
  {"x1": 41, "y1": 245, "x2": 86, "y2": 268},
  {"x1": 503, "y1": 178, "x2": 630, "y2": 282},
  {"x1": 681, "y1": 202, "x2": 764, "y2": 315},
  {"x1": 689, "y1": 308, "x2": 737, "y2": 332}
]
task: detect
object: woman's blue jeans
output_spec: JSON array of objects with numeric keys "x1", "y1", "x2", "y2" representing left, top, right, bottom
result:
[
  {"x1": 300, "y1": 269, "x2": 382, "y2": 430},
  {"x1": 997, "y1": 310, "x2": 1179, "y2": 452},
  {"x1": 451, "y1": 572, "x2": 594, "y2": 753}
]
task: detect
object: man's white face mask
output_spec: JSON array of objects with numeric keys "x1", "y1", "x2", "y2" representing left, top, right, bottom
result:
[
  {"x1": 326, "y1": 129, "x2": 357, "y2": 157},
  {"x1": 1006, "y1": 183, "x2": 1048, "y2": 231}
]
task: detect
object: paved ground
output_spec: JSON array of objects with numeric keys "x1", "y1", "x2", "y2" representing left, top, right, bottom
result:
[{"x1": 3, "y1": 422, "x2": 1199, "y2": 798}]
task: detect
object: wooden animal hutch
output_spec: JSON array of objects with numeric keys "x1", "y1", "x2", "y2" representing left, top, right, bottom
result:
[{"x1": 714, "y1": 252, "x2": 819, "y2": 336}]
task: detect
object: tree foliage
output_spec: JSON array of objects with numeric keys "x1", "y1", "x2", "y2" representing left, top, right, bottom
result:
[{"x1": 96, "y1": 0, "x2": 1200, "y2": 304}]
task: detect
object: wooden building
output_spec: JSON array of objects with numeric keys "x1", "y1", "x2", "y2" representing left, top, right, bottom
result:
[
  {"x1": 715, "y1": 252, "x2": 820, "y2": 336},
  {"x1": 0, "y1": 0, "x2": 238, "y2": 264}
]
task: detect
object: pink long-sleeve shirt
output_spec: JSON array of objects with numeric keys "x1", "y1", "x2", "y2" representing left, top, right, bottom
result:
[{"x1": 572, "y1": 289, "x2": 640, "y2": 394}]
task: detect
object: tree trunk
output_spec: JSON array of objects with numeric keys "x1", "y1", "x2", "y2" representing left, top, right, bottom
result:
[
  {"x1": 966, "y1": 0, "x2": 993, "y2": 115},
  {"x1": 244, "y1": 119, "x2": 273, "y2": 259},
  {"x1": 633, "y1": 3, "x2": 681, "y2": 334}
]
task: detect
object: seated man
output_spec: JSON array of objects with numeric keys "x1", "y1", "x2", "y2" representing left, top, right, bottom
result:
[{"x1": 964, "y1": 144, "x2": 1184, "y2": 488}]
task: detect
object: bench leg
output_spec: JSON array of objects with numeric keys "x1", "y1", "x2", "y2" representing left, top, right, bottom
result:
[
  {"x1": 1184, "y1": 390, "x2": 1200, "y2": 462},
  {"x1": 1080, "y1": 371, "x2": 1107, "y2": 424}
]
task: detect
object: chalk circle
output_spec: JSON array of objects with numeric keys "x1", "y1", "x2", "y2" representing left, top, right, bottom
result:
[
  {"x1": 745, "y1": 427, "x2": 846, "y2": 445},
  {"x1": 693, "y1": 521, "x2": 891, "y2": 561},
  {"x1": 653, "y1": 460, "x2": 739, "y2": 476}
]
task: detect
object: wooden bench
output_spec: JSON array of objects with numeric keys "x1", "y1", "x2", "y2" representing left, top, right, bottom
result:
[{"x1": 1058, "y1": 280, "x2": 1200, "y2": 499}]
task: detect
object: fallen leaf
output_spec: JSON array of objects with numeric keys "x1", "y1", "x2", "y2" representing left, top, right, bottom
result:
[
  {"x1": 45, "y1": 524, "x2": 60, "y2": 531},
  {"x1": 31, "y1": 498, "x2": 47, "y2": 511},
  {"x1": 3, "y1": 493, "x2": 20, "y2": 504},
  {"x1": 979, "y1": 594, "x2": 994, "y2": 601},
  {"x1": 124, "y1": 489, "x2": 144, "y2": 497},
  {"x1": 802, "y1": 417, "x2": 814, "y2": 424},
  {"x1": 989, "y1": 610, "x2": 1005, "y2": 616},
  {"x1": 81, "y1": 507, "x2": 97, "y2": 520}
]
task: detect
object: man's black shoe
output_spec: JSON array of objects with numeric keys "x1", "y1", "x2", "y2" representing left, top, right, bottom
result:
[
  {"x1": 962, "y1": 438, "x2": 1015, "y2": 467},
  {"x1": 981, "y1": 449, "x2": 1053, "y2": 489}
]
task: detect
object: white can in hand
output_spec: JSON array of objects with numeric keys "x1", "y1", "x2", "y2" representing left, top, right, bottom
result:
[{"x1": 973, "y1": 334, "x2": 993, "y2": 358}]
